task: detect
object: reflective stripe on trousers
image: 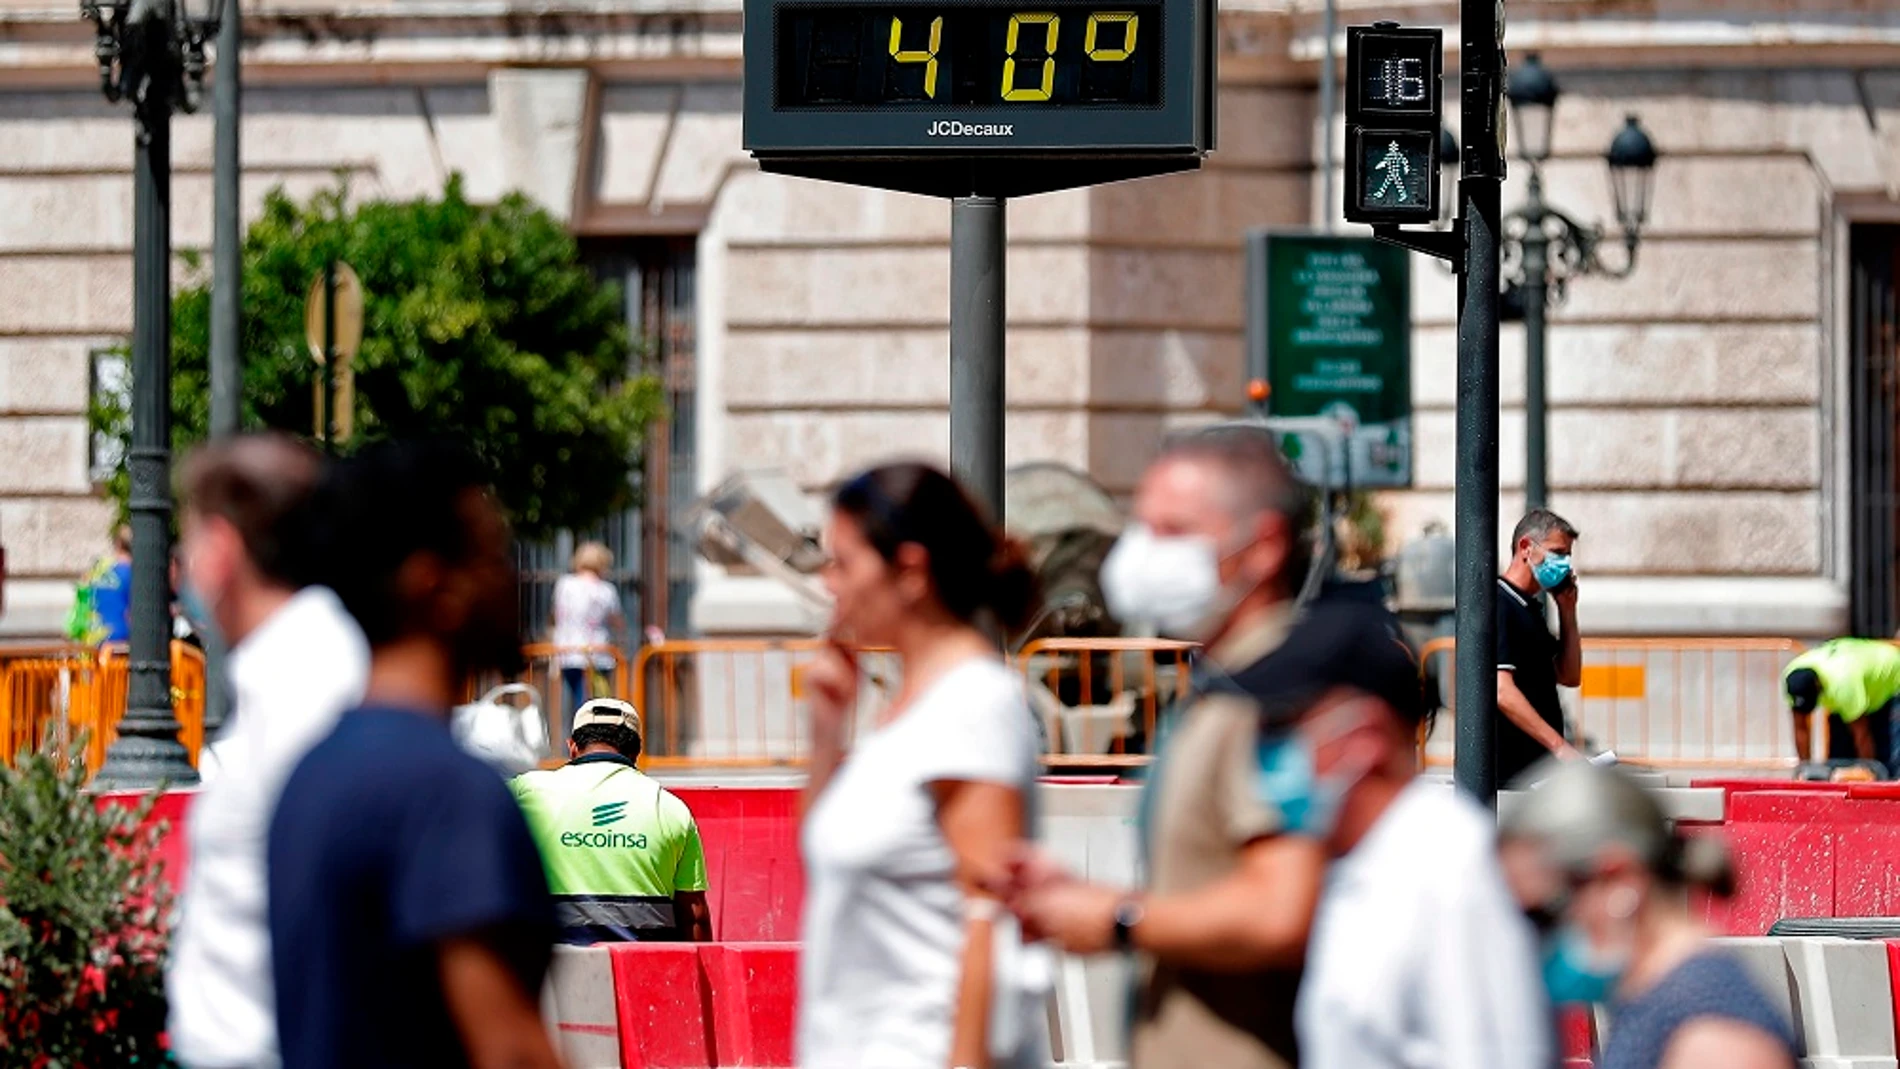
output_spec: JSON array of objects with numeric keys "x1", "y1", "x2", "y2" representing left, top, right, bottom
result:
[{"x1": 555, "y1": 894, "x2": 677, "y2": 944}]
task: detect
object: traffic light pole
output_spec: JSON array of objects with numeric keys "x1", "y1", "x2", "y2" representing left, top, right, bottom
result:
[
  {"x1": 1356, "y1": 1, "x2": 1506, "y2": 805},
  {"x1": 1452, "y1": 0, "x2": 1505, "y2": 806}
]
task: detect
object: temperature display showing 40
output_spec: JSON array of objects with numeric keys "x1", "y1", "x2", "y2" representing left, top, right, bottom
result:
[{"x1": 776, "y1": 5, "x2": 1163, "y2": 109}]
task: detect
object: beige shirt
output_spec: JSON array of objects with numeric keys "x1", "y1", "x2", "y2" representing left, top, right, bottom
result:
[{"x1": 1131, "y1": 606, "x2": 1302, "y2": 1069}]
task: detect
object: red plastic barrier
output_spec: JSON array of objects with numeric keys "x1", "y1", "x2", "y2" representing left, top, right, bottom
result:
[
  {"x1": 703, "y1": 944, "x2": 798, "y2": 1068},
  {"x1": 672, "y1": 788, "x2": 803, "y2": 942},
  {"x1": 1689, "y1": 786, "x2": 1900, "y2": 933},
  {"x1": 610, "y1": 944, "x2": 717, "y2": 1069},
  {"x1": 1728, "y1": 789, "x2": 1852, "y2": 824},
  {"x1": 119, "y1": 780, "x2": 1900, "y2": 942},
  {"x1": 1700, "y1": 823, "x2": 1834, "y2": 935},
  {"x1": 608, "y1": 943, "x2": 798, "y2": 1069},
  {"x1": 1834, "y1": 825, "x2": 1900, "y2": 918},
  {"x1": 95, "y1": 788, "x2": 194, "y2": 891},
  {"x1": 1689, "y1": 779, "x2": 1850, "y2": 821},
  {"x1": 1558, "y1": 1006, "x2": 1595, "y2": 1067}
]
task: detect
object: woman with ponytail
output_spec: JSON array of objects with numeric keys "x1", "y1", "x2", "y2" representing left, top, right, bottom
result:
[
  {"x1": 797, "y1": 461, "x2": 1049, "y2": 1069},
  {"x1": 1500, "y1": 760, "x2": 1798, "y2": 1069}
]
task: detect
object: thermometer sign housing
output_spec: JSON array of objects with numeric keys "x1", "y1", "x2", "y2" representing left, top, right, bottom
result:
[{"x1": 744, "y1": 0, "x2": 1215, "y2": 183}]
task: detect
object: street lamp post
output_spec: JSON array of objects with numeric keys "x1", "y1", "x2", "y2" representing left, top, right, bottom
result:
[
  {"x1": 1503, "y1": 53, "x2": 1659, "y2": 510},
  {"x1": 84, "y1": 0, "x2": 223, "y2": 788}
]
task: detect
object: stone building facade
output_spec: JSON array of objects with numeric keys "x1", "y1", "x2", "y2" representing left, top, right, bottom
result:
[{"x1": 0, "y1": 0, "x2": 1895, "y2": 639}]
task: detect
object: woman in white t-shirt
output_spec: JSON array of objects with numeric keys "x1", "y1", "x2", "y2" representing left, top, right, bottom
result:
[
  {"x1": 549, "y1": 541, "x2": 624, "y2": 737},
  {"x1": 799, "y1": 461, "x2": 1049, "y2": 1069}
]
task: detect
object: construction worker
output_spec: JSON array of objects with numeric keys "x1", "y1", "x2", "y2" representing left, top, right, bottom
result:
[
  {"x1": 1783, "y1": 638, "x2": 1900, "y2": 774},
  {"x1": 510, "y1": 698, "x2": 713, "y2": 944}
]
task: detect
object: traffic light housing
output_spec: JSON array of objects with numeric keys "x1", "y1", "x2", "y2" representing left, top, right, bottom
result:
[{"x1": 1344, "y1": 23, "x2": 1443, "y2": 225}]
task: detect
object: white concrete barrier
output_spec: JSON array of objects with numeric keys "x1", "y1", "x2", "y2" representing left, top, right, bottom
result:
[
  {"x1": 543, "y1": 944, "x2": 623, "y2": 1069},
  {"x1": 1040, "y1": 785, "x2": 1141, "y2": 1067},
  {"x1": 1716, "y1": 937, "x2": 1806, "y2": 1056},
  {"x1": 1782, "y1": 938, "x2": 1897, "y2": 1069}
]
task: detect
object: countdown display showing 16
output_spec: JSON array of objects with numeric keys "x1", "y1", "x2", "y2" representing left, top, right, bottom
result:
[{"x1": 1366, "y1": 56, "x2": 1427, "y2": 107}]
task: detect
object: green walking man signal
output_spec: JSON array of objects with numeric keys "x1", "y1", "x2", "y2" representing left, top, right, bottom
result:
[{"x1": 1344, "y1": 22, "x2": 1443, "y2": 225}]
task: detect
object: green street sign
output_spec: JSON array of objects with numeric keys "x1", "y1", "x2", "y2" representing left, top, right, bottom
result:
[{"x1": 1257, "y1": 233, "x2": 1412, "y2": 489}]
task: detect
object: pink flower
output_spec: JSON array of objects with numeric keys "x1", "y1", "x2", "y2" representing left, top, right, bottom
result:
[{"x1": 81, "y1": 964, "x2": 107, "y2": 996}]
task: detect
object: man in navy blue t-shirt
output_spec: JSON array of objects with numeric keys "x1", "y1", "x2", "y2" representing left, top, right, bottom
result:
[{"x1": 268, "y1": 441, "x2": 559, "y2": 1069}]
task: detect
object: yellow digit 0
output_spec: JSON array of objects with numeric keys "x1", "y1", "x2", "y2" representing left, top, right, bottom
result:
[
  {"x1": 1085, "y1": 11, "x2": 1138, "y2": 61},
  {"x1": 1001, "y1": 13, "x2": 1061, "y2": 102},
  {"x1": 888, "y1": 15, "x2": 943, "y2": 99}
]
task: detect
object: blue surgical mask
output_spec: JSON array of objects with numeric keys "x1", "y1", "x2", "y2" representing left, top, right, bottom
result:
[
  {"x1": 1254, "y1": 726, "x2": 1366, "y2": 840},
  {"x1": 1533, "y1": 551, "x2": 1573, "y2": 591},
  {"x1": 178, "y1": 580, "x2": 219, "y2": 643},
  {"x1": 1540, "y1": 925, "x2": 1624, "y2": 1005}
]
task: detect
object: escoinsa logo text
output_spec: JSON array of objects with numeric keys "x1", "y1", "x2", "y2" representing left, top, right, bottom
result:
[{"x1": 928, "y1": 120, "x2": 1015, "y2": 137}]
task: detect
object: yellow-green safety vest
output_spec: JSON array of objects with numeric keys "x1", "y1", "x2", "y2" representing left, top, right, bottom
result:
[
  {"x1": 1784, "y1": 639, "x2": 1900, "y2": 722},
  {"x1": 510, "y1": 753, "x2": 708, "y2": 943}
]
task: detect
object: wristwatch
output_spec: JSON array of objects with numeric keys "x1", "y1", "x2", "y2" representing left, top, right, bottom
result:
[{"x1": 1110, "y1": 896, "x2": 1145, "y2": 952}]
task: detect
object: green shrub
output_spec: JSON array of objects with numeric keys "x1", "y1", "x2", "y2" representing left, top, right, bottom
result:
[
  {"x1": 0, "y1": 745, "x2": 173, "y2": 1067},
  {"x1": 90, "y1": 174, "x2": 664, "y2": 539}
]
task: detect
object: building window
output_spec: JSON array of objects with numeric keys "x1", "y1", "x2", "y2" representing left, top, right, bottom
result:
[
  {"x1": 1849, "y1": 224, "x2": 1900, "y2": 636},
  {"x1": 87, "y1": 348, "x2": 130, "y2": 486},
  {"x1": 516, "y1": 237, "x2": 698, "y2": 646}
]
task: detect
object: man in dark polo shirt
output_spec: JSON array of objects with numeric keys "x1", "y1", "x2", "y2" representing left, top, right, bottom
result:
[{"x1": 1496, "y1": 509, "x2": 1583, "y2": 786}]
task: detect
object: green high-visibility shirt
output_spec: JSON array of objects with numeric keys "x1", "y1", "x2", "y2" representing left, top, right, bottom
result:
[
  {"x1": 1784, "y1": 639, "x2": 1900, "y2": 722},
  {"x1": 510, "y1": 753, "x2": 708, "y2": 942}
]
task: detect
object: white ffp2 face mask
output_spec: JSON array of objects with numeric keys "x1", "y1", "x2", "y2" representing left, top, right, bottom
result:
[{"x1": 1100, "y1": 524, "x2": 1228, "y2": 641}]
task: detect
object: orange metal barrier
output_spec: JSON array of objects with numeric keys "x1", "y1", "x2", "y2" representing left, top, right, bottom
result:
[
  {"x1": 88, "y1": 642, "x2": 208, "y2": 770},
  {"x1": 0, "y1": 642, "x2": 205, "y2": 773},
  {"x1": 621, "y1": 637, "x2": 1193, "y2": 770},
  {"x1": 0, "y1": 645, "x2": 100, "y2": 767},
  {"x1": 1017, "y1": 637, "x2": 1196, "y2": 767},
  {"x1": 628, "y1": 639, "x2": 900, "y2": 768},
  {"x1": 467, "y1": 643, "x2": 634, "y2": 752},
  {"x1": 1416, "y1": 636, "x2": 1808, "y2": 770}
]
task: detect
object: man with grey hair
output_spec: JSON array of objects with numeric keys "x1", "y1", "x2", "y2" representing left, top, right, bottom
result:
[
  {"x1": 998, "y1": 426, "x2": 1333, "y2": 1069},
  {"x1": 1496, "y1": 508, "x2": 1583, "y2": 786}
]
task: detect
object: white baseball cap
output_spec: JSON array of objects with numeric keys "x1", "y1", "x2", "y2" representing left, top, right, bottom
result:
[{"x1": 573, "y1": 697, "x2": 642, "y2": 738}]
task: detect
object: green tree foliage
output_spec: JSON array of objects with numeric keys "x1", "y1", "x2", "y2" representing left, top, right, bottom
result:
[
  {"x1": 0, "y1": 744, "x2": 172, "y2": 1066},
  {"x1": 92, "y1": 176, "x2": 663, "y2": 537}
]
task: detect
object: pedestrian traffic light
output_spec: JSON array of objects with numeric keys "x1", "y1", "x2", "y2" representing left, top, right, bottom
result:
[{"x1": 1344, "y1": 22, "x2": 1442, "y2": 225}]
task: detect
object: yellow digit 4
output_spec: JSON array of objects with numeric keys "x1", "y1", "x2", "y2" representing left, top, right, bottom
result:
[
  {"x1": 1085, "y1": 11, "x2": 1138, "y2": 61},
  {"x1": 888, "y1": 15, "x2": 943, "y2": 98},
  {"x1": 1002, "y1": 13, "x2": 1060, "y2": 102}
]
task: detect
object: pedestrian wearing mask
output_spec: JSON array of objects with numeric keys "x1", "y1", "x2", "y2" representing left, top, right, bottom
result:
[
  {"x1": 1267, "y1": 600, "x2": 1550, "y2": 1069},
  {"x1": 166, "y1": 435, "x2": 369, "y2": 1069},
  {"x1": 798, "y1": 461, "x2": 1048, "y2": 1069},
  {"x1": 1500, "y1": 760, "x2": 1797, "y2": 1069},
  {"x1": 997, "y1": 427, "x2": 1324, "y2": 1069},
  {"x1": 1497, "y1": 509, "x2": 1584, "y2": 786}
]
